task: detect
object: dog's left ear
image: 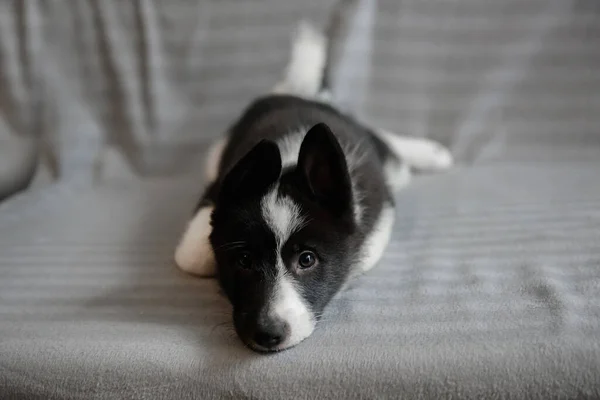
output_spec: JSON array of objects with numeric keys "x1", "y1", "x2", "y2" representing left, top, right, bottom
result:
[
  {"x1": 219, "y1": 140, "x2": 282, "y2": 204},
  {"x1": 297, "y1": 123, "x2": 353, "y2": 221}
]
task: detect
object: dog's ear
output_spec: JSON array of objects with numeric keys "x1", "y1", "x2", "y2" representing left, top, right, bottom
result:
[
  {"x1": 297, "y1": 123, "x2": 353, "y2": 220},
  {"x1": 219, "y1": 140, "x2": 282, "y2": 203}
]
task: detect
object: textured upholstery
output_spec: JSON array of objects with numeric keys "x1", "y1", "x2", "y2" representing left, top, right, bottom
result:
[{"x1": 1, "y1": 0, "x2": 599, "y2": 398}]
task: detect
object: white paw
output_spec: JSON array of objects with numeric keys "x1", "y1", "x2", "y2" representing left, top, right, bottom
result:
[
  {"x1": 402, "y1": 137, "x2": 453, "y2": 171},
  {"x1": 174, "y1": 206, "x2": 216, "y2": 277},
  {"x1": 271, "y1": 20, "x2": 326, "y2": 98},
  {"x1": 375, "y1": 130, "x2": 454, "y2": 172}
]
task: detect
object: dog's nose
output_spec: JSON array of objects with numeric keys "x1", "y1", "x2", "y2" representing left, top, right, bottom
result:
[{"x1": 253, "y1": 319, "x2": 289, "y2": 349}]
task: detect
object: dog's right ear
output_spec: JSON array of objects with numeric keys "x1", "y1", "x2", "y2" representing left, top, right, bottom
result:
[
  {"x1": 219, "y1": 140, "x2": 282, "y2": 203},
  {"x1": 297, "y1": 123, "x2": 354, "y2": 221}
]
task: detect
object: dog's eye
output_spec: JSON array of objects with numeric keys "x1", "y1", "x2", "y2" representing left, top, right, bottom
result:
[
  {"x1": 298, "y1": 251, "x2": 317, "y2": 269},
  {"x1": 236, "y1": 252, "x2": 252, "y2": 269}
]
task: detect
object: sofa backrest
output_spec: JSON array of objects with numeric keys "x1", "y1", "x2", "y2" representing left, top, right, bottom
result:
[{"x1": 1, "y1": 0, "x2": 598, "y2": 195}]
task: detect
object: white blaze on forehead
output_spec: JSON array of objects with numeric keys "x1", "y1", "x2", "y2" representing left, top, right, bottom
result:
[
  {"x1": 270, "y1": 267, "x2": 316, "y2": 349},
  {"x1": 277, "y1": 130, "x2": 306, "y2": 168},
  {"x1": 261, "y1": 188, "x2": 304, "y2": 246}
]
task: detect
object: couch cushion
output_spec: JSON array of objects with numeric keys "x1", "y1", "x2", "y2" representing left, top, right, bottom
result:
[{"x1": 1, "y1": 161, "x2": 599, "y2": 399}]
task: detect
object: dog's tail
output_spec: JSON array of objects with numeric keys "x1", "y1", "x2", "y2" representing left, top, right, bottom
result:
[{"x1": 272, "y1": 0, "x2": 359, "y2": 98}]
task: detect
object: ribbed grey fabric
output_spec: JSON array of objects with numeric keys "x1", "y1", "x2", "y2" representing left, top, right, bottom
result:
[
  {"x1": 1, "y1": 0, "x2": 600, "y2": 398},
  {"x1": 1, "y1": 0, "x2": 598, "y2": 178},
  {"x1": 1, "y1": 164, "x2": 600, "y2": 399}
]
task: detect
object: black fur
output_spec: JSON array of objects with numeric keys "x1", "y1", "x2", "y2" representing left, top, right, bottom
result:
[
  {"x1": 296, "y1": 123, "x2": 354, "y2": 222},
  {"x1": 203, "y1": 94, "x2": 394, "y2": 351}
]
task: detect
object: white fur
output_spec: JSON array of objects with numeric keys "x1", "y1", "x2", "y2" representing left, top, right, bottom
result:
[
  {"x1": 374, "y1": 129, "x2": 454, "y2": 171},
  {"x1": 277, "y1": 131, "x2": 306, "y2": 168},
  {"x1": 261, "y1": 188, "x2": 305, "y2": 247},
  {"x1": 173, "y1": 137, "x2": 225, "y2": 276},
  {"x1": 174, "y1": 206, "x2": 216, "y2": 277},
  {"x1": 384, "y1": 159, "x2": 412, "y2": 193},
  {"x1": 269, "y1": 272, "x2": 316, "y2": 350},
  {"x1": 260, "y1": 187, "x2": 314, "y2": 350},
  {"x1": 358, "y1": 205, "x2": 395, "y2": 274},
  {"x1": 204, "y1": 137, "x2": 227, "y2": 182},
  {"x1": 272, "y1": 21, "x2": 327, "y2": 98}
]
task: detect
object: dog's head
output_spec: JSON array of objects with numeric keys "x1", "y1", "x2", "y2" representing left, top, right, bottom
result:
[{"x1": 210, "y1": 123, "x2": 357, "y2": 352}]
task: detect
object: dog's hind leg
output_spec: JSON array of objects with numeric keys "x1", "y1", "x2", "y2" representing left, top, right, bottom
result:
[
  {"x1": 272, "y1": 0, "x2": 360, "y2": 100},
  {"x1": 373, "y1": 129, "x2": 454, "y2": 172},
  {"x1": 271, "y1": 22, "x2": 327, "y2": 98}
]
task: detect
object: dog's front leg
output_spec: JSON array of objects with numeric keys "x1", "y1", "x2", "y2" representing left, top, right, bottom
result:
[
  {"x1": 174, "y1": 138, "x2": 228, "y2": 277},
  {"x1": 174, "y1": 204, "x2": 216, "y2": 277}
]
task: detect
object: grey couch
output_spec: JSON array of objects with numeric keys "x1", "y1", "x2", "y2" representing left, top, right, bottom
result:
[{"x1": 1, "y1": 0, "x2": 600, "y2": 399}]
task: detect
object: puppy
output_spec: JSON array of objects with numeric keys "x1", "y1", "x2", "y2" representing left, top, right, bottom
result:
[{"x1": 174, "y1": 3, "x2": 453, "y2": 352}]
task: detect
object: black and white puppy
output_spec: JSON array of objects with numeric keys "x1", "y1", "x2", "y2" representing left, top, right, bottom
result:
[{"x1": 174, "y1": 14, "x2": 452, "y2": 352}]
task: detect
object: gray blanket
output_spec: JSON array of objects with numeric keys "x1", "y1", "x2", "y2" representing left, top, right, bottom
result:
[
  {"x1": 1, "y1": 163, "x2": 600, "y2": 399},
  {"x1": 1, "y1": 0, "x2": 600, "y2": 398}
]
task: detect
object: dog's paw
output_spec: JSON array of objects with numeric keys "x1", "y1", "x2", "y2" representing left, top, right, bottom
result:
[
  {"x1": 174, "y1": 206, "x2": 216, "y2": 277},
  {"x1": 272, "y1": 20, "x2": 326, "y2": 97},
  {"x1": 374, "y1": 130, "x2": 454, "y2": 172},
  {"x1": 403, "y1": 137, "x2": 453, "y2": 171}
]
